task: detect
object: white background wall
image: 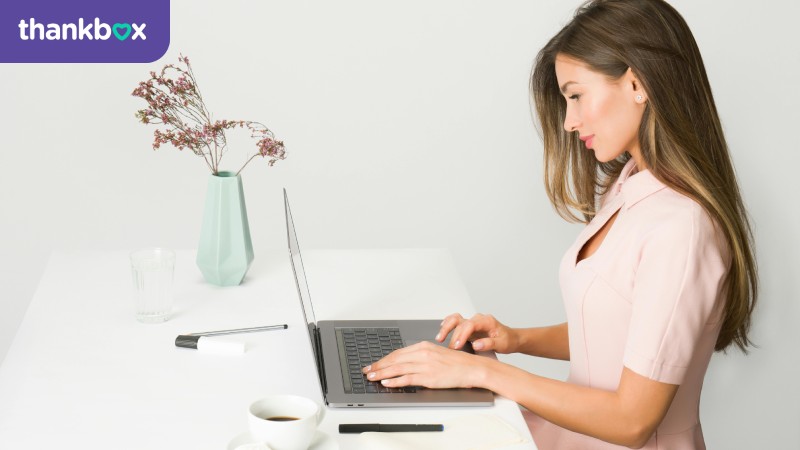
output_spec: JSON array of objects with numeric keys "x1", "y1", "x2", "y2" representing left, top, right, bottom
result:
[{"x1": 1, "y1": 0, "x2": 797, "y2": 447}]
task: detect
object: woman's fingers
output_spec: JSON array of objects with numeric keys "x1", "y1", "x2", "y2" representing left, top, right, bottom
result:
[
  {"x1": 449, "y1": 313, "x2": 499, "y2": 349},
  {"x1": 366, "y1": 363, "x2": 417, "y2": 384},
  {"x1": 363, "y1": 341, "x2": 430, "y2": 373},
  {"x1": 450, "y1": 320, "x2": 477, "y2": 349},
  {"x1": 437, "y1": 313, "x2": 491, "y2": 347},
  {"x1": 364, "y1": 342, "x2": 484, "y2": 388},
  {"x1": 378, "y1": 375, "x2": 416, "y2": 388},
  {"x1": 361, "y1": 342, "x2": 473, "y2": 389},
  {"x1": 436, "y1": 313, "x2": 464, "y2": 342},
  {"x1": 363, "y1": 342, "x2": 435, "y2": 381},
  {"x1": 471, "y1": 337, "x2": 492, "y2": 351}
]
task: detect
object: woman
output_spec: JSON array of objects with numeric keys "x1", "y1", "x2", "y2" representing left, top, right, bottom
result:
[{"x1": 363, "y1": 0, "x2": 758, "y2": 448}]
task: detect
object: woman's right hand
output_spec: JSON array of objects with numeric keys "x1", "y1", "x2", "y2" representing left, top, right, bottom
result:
[{"x1": 436, "y1": 313, "x2": 519, "y2": 354}]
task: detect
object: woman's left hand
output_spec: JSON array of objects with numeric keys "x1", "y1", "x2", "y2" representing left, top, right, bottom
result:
[{"x1": 362, "y1": 341, "x2": 490, "y2": 389}]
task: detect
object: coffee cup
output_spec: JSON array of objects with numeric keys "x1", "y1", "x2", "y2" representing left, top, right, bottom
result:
[{"x1": 248, "y1": 395, "x2": 324, "y2": 450}]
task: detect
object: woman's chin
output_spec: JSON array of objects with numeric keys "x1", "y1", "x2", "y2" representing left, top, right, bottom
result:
[{"x1": 591, "y1": 148, "x2": 626, "y2": 164}]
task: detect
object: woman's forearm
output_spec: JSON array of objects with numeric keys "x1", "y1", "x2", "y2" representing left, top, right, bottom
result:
[
  {"x1": 514, "y1": 322, "x2": 570, "y2": 360},
  {"x1": 475, "y1": 359, "x2": 677, "y2": 448}
]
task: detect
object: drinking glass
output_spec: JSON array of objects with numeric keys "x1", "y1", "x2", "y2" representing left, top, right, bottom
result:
[{"x1": 130, "y1": 248, "x2": 175, "y2": 323}]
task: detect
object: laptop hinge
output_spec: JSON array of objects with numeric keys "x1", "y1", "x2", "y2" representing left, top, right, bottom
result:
[{"x1": 313, "y1": 326, "x2": 328, "y2": 394}]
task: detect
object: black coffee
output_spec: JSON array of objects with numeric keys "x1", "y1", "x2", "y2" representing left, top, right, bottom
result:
[{"x1": 266, "y1": 416, "x2": 299, "y2": 422}]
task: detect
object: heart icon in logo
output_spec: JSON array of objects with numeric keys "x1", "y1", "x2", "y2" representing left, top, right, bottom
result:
[{"x1": 113, "y1": 23, "x2": 132, "y2": 41}]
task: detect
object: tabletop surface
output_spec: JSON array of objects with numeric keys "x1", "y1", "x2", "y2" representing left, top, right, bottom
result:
[{"x1": 0, "y1": 248, "x2": 535, "y2": 449}]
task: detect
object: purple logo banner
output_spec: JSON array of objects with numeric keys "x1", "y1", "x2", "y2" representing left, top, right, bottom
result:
[{"x1": 0, "y1": 0, "x2": 170, "y2": 63}]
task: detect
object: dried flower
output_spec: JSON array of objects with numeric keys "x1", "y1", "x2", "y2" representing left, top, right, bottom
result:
[{"x1": 131, "y1": 54, "x2": 286, "y2": 175}]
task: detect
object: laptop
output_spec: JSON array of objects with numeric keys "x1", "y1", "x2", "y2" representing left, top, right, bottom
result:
[{"x1": 283, "y1": 189, "x2": 494, "y2": 407}]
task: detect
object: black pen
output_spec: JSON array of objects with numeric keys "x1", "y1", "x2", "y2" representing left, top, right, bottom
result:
[{"x1": 339, "y1": 423, "x2": 444, "y2": 433}]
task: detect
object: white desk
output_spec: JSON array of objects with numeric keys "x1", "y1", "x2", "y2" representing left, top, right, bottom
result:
[{"x1": 0, "y1": 249, "x2": 535, "y2": 449}]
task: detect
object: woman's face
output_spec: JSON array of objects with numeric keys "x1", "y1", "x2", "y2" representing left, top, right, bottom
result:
[{"x1": 555, "y1": 54, "x2": 647, "y2": 167}]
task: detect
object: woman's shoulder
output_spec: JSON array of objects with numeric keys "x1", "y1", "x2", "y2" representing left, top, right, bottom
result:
[{"x1": 631, "y1": 184, "x2": 722, "y2": 248}]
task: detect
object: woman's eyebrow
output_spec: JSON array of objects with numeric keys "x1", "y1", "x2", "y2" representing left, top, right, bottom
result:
[{"x1": 560, "y1": 81, "x2": 577, "y2": 94}]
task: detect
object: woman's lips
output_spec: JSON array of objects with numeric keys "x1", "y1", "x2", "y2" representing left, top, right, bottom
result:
[{"x1": 579, "y1": 134, "x2": 595, "y2": 149}]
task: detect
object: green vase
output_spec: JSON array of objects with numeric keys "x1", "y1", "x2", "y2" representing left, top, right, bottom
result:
[{"x1": 196, "y1": 171, "x2": 254, "y2": 286}]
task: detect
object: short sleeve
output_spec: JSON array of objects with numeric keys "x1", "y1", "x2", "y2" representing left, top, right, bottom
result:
[{"x1": 622, "y1": 206, "x2": 728, "y2": 385}]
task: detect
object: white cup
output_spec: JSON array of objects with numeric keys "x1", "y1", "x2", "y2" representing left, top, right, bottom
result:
[{"x1": 248, "y1": 395, "x2": 324, "y2": 450}]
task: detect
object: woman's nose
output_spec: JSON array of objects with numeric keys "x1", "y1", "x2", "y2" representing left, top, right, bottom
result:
[{"x1": 563, "y1": 108, "x2": 581, "y2": 132}]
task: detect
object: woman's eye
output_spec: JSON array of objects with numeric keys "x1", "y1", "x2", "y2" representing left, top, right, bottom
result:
[{"x1": 569, "y1": 94, "x2": 581, "y2": 100}]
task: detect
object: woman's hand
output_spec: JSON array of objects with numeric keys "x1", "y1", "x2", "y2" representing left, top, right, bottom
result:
[
  {"x1": 362, "y1": 341, "x2": 492, "y2": 389},
  {"x1": 437, "y1": 313, "x2": 519, "y2": 354}
]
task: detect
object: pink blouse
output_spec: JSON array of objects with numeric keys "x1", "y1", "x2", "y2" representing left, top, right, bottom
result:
[{"x1": 527, "y1": 158, "x2": 729, "y2": 449}]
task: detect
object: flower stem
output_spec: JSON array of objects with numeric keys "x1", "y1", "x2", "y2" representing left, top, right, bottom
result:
[{"x1": 236, "y1": 153, "x2": 260, "y2": 176}]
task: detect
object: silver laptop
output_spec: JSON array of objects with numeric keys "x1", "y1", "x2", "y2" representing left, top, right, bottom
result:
[{"x1": 284, "y1": 189, "x2": 494, "y2": 407}]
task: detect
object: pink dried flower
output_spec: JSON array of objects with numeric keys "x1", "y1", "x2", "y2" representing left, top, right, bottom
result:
[{"x1": 131, "y1": 54, "x2": 286, "y2": 175}]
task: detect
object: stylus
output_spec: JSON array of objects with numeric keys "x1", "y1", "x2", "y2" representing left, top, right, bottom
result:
[{"x1": 187, "y1": 324, "x2": 288, "y2": 337}]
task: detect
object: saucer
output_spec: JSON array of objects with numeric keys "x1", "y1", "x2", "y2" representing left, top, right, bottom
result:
[{"x1": 227, "y1": 430, "x2": 338, "y2": 450}]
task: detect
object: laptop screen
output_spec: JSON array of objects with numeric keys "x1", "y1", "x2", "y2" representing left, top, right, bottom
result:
[{"x1": 283, "y1": 190, "x2": 321, "y2": 364}]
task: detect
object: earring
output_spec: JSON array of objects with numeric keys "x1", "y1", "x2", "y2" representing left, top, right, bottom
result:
[{"x1": 635, "y1": 95, "x2": 644, "y2": 102}]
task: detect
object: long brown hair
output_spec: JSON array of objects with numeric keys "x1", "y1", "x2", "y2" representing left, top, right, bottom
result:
[{"x1": 531, "y1": 0, "x2": 757, "y2": 352}]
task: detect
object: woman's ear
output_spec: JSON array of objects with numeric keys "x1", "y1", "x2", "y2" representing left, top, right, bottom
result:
[{"x1": 626, "y1": 67, "x2": 647, "y2": 104}]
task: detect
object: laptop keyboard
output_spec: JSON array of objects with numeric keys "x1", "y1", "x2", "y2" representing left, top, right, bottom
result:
[{"x1": 338, "y1": 328, "x2": 417, "y2": 394}]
